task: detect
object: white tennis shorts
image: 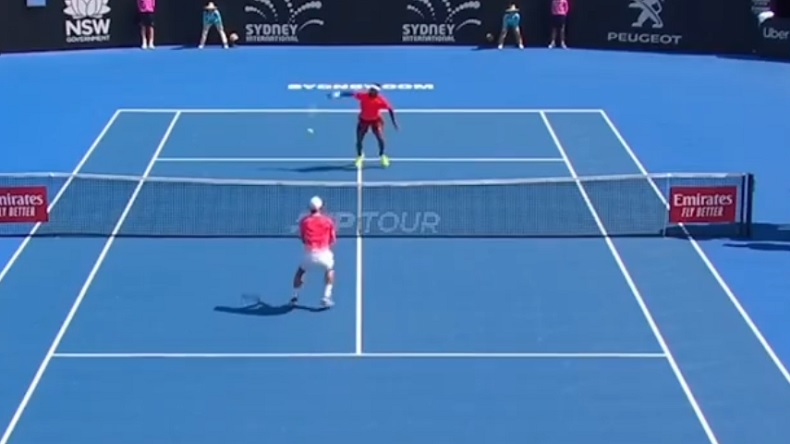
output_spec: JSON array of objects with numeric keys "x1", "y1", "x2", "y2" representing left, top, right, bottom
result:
[{"x1": 301, "y1": 249, "x2": 335, "y2": 271}]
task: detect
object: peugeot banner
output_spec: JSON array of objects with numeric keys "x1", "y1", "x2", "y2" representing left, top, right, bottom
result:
[{"x1": 567, "y1": 0, "x2": 708, "y2": 52}]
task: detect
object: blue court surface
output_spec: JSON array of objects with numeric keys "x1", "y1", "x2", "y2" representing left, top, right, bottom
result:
[{"x1": 1, "y1": 47, "x2": 790, "y2": 444}]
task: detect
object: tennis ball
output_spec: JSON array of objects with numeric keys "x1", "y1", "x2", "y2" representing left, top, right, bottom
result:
[{"x1": 307, "y1": 128, "x2": 314, "y2": 135}]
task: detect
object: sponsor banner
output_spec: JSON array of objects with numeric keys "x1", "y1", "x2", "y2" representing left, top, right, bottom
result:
[
  {"x1": 0, "y1": 187, "x2": 49, "y2": 223},
  {"x1": 64, "y1": 0, "x2": 111, "y2": 44},
  {"x1": 290, "y1": 211, "x2": 441, "y2": 235},
  {"x1": 756, "y1": 16, "x2": 790, "y2": 59},
  {"x1": 0, "y1": 0, "x2": 761, "y2": 53},
  {"x1": 568, "y1": 0, "x2": 708, "y2": 52},
  {"x1": 668, "y1": 186, "x2": 737, "y2": 224},
  {"x1": 287, "y1": 83, "x2": 435, "y2": 91},
  {"x1": 401, "y1": 0, "x2": 483, "y2": 44},
  {"x1": 1, "y1": 0, "x2": 140, "y2": 52},
  {"x1": 243, "y1": 0, "x2": 325, "y2": 44},
  {"x1": 752, "y1": 0, "x2": 772, "y2": 15}
]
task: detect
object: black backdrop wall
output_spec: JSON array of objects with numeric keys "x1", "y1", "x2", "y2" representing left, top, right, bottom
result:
[{"x1": 0, "y1": 0, "x2": 780, "y2": 58}]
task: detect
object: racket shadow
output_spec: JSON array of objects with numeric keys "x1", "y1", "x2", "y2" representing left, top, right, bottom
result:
[{"x1": 214, "y1": 295, "x2": 328, "y2": 317}]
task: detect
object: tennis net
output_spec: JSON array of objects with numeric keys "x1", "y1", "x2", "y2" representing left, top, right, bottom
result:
[{"x1": 0, "y1": 171, "x2": 754, "y2": 238}]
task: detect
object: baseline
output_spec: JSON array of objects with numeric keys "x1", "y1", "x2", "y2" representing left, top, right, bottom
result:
[
  {"x1": 119, "y1": 108, "x2": 604, "y2": 114},
  {"x1": 0, "y1": 112, "x2": 182, "y2": 444},
  {"x1": 156, "y1": 157, "x2": 565, "y2": 163},
  {"x1": 598, "y1": 109, "x2": 790, "y2": 387},
  {"x1": 52, "y1": 352, "x2": 666, "y2": 359}
]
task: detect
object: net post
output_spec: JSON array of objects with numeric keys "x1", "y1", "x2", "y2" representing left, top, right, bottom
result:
[
  {"x1": 742, "y1": 173, "x2": 755, "y2": 239},
  {"x1": 661, "y1": 174, "x2": 672, "y2": 237}
]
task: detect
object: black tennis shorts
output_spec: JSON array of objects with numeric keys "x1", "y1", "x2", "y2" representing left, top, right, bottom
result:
[
  {"x1": 551, "y1": 14, "x2": 566, "y2": 28},
  {"x1": 139, "y1": 12, "x2": 154, "y2": 27}
]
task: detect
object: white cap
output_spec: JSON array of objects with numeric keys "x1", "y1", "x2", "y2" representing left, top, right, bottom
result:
[{"x1": 309, "y1": 196, "x2": 323, "y2": 211}]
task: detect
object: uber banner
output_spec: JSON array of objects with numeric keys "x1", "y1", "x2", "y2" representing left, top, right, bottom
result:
[{"x1": 756, "y1": 16, "x2": 790, "y2": 58}]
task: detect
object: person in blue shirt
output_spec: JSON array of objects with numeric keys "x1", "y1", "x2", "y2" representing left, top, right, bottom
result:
[
  {"x1": 198, "y1": 2, "x2": 229, "y2": 48},
  {"x1": 497, "y1": 3, "x2": 525, "y2": 49}
]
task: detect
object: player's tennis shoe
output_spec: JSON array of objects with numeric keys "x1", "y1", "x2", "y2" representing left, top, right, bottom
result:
[
  {"x1": 354, "y1": 155, "x2": 364, "y2": 168},
  {"x1": 380, "y1": 155, "x2": 390, "y2": 168},
  {"x1": 321, "y1": 297, "x2": 335, "y2": 308}
]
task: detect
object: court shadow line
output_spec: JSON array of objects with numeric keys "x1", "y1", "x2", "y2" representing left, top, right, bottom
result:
[
  {"x1": 271, "y1": 164, "x2": 354, "y2": 173},
  {"x1": 724, "y1": 242, "x2": 790, "y2": 252},
  {"x1": 266, "y1": 163, "x2": 384, "y2": 173},
  {"x1": 720, "y1": 222, "x2": 790, "y2": 252},
  {"x1": 214, "y1": 300, "x2": 328, "y2": 317}
]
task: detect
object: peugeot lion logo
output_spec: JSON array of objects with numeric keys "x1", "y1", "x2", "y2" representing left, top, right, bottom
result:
[
  {"x1": 629, "y1": 0, "x2": 664, "y2": 29},
  {"x1": 244, "y1": 0, "x2": 324, "y2": 43},
  {"x1": 402, "y1": 0, "x2": 482, "y2": 43},
  {"x1": 608, "y1": 0, "x2": 681, "y2": 46}
]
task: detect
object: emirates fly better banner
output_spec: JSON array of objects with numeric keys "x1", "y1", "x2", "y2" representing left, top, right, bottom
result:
[
  {"x1": 0, "y1": 187, "x2": 49, "y2": 223},
  {"x1": 668, "y1": 186, "x2": 737, "y2": 224}
]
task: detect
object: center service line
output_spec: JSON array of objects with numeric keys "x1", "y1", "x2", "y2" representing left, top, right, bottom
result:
[{"x1": 355, "y1": 160, "x2": 364, "y2": 355}]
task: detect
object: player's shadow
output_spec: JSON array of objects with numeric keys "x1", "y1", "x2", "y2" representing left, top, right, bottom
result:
[
  {"x1": 722, "y1": 222, "x2": 790, "y2": 252},
  {"x1": 214, "y1": 296, "x2": 328, "y2": 317},
  {"x1": 269, "y1": 163, "x2": 384, "y2": 174}
]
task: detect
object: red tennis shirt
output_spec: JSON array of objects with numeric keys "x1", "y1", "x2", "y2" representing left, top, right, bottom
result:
[
  {"x1": 354, "y1": 92, "x2": 391, "y2": 121},
  {"x1": 299, "y1": 212, "x2": 336, "y2": 251}
]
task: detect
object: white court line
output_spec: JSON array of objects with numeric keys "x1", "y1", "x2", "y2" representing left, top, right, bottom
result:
[
  {"x1": 355, "y1": 161, "x2": 364, "y2": 355},
  {"x1": 0, "y1": 110, "x2": 122, "y2": 288},
  {"x1": 598, "y1": 110, "x2": 790, "y2": 387},
  {"x1": 156, "y1": 157, "x2": 565, "y2": 163},
  {"x1": 52, "y1": 352, "x2": 666, "y2": 359},
  {"x1": 0, "y1": 112, "x2": 182, "y2": 444},
  {"x1": 540, "y1": 111, "x2": 719, "y2": 444},
  {"x1": 119, "y1": 108, "x2": 604, "y2": 114}
]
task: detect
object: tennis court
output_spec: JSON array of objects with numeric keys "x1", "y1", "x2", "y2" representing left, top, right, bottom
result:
[{"x1": 1, "y1": 47, "x2": 790, "y2": 444}]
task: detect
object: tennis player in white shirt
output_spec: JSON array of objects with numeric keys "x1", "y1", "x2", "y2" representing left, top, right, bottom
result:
[{"x1": 291, "y1": 196, "x2": 336, "y2": 308}]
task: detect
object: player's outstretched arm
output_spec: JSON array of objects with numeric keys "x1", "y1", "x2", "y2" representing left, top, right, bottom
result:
[
  {"x1": 329, "y1": 92, "x2": 357, "y2": 99},
  {"x1": 387, "y1": 108, "x2": 398, "y2": 130}
]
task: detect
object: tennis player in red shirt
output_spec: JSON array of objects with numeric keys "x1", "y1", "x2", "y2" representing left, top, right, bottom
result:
[
  {"x1": 331, "y1": 85, "x2": 398, "y2": 168},
  {"x1": 291, "y1": 196, "x2": 337, "y2": 308}
]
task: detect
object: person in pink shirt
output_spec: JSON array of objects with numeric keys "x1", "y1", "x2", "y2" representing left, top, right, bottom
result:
[
  {"x1": 291, "y1": 196, "x2": 337, "y2": 308},
  {"x1": 549, "y1": 0, "x2": 569, "y2": 48},
  {"x1": 137, "y1": 0, "x2": 156, "y2": 49}
]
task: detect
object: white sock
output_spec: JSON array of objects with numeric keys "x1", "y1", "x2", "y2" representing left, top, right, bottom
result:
[
  {"x1": 292, "y1": 289, "x2": 299, "y2": 299},
  {"x1": 324, "y1": 284, "x2": 333, "y2": 298}
]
